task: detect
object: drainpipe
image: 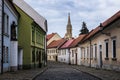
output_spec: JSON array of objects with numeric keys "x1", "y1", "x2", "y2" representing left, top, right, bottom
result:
[
  {"x1": 1, "y1": 0, "x2": 4, "y2": 74},
  {"x1": 89, "y1": 39, "x2": 91, "y2": 67},
  {"x1": 44, "y1": 34, "x2": 47, "y2": 66}
]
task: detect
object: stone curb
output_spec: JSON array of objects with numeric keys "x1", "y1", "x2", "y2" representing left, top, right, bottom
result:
[
  {"x1": 72, "y1": 67, "x2": 102, "y2": 80},
  {"x1": 32, "y1": 67, "x2": 48, "y2": 80},
  {"x1": 0, "y1": 67, "x2": 48, "y2": 80}
]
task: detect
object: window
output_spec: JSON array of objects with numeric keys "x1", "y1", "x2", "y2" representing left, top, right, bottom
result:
[
  {"x1": 113, "y1": 40, "x2": 116, "y2": 58},
  {"x1": 91, "y1": 45, "x2": 93, "y2": 59},
  {"x1": 72, "y1": 50, "x2": 74, "y2": 57},
  {"x1": 32, "y1": 27, "x2": 35, "y2": 42},
  {"x1": 105, "y1": 42, "x2": 108, "y2": 58},
  {"x1": 81, "y1": 48, "x2": 83, "y2": 59},
  {"x1": 4, "y1": 13, "x2": 9, "y2": 35},
  {"x1": 32, "y1": 49, "x2": 35, "y2": 62},
  {"x1": 3, "y1": 46, "x2": 9, "y2": 63},
  {"x1": 36, "y1": 50, "x2": 39, "y2": 61},
  {"x1": 95, "y1": 44, "x2": 97, "y2": 59},
  {"x1": 6, "y1": 47, "x2": 8, "y2": 63},
  {"x1": 49, "y1": 56, "x2": 51, "y2": 59},
  {"x1": 84, "y1": 48, "x2": 85, "y2": 59},
  {"x1": 87, "y1": 47, "x2": 89, "y2": 59}
]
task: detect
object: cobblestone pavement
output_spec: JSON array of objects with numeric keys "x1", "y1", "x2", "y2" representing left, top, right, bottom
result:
[
  {"x1": 0, "y1": 62, "x2": 120, "y2": 80},
  {"x1": 0, "y1": 67, "x2": 48, "y2": 80},
  {"x1": 34, "y1": 62, "x2": 101, "y2": 80},
  {"x1": 72, "y1": 65, "x2": 120, "y2": 80}
]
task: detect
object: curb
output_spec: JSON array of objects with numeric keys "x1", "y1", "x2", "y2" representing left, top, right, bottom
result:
[
  {"x1": 32, "y1": 67, "x2": 48, "y2": 80},
  {"x1": 72, "y1": 66, "x2": 102, "y2": 80}
]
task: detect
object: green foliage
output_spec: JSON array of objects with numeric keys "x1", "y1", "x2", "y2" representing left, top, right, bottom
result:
[{"x1": 80, "y1": 22, "x2": 89, "y2": 34}]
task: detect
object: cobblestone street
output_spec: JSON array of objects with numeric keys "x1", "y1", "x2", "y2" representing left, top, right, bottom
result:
[{"x1": 34, "y1": 62, "x2": 101, "y2": 80}]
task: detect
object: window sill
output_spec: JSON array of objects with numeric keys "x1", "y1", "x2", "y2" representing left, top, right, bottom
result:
[
  {"x1": 112, "y1": 58, "x2": 117, "y2": 61},
  {"x1": 105, "y1": 57, "x2": 109, "y2": 60}
]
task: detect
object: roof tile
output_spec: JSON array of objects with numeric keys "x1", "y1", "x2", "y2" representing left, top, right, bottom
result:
[{"x1": 47, "y1": 38, "x2": 66, "y2": 48}]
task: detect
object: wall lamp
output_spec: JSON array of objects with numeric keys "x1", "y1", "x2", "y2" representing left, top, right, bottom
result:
[{"x1": 99, "y1": 23, "x2": 111, "y2": 36}]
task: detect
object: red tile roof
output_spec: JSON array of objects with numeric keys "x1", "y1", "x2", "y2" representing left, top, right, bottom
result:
[
  {"x1": 69, "y1": 34, "x2": 86, "y2": 48},
  {"x1": 82, "y1": 10, "x2": 120, "y2": 42},
  {"x1": 102, "y1": 10, "x2": 120, "y2": 27},
  {"x1": 47, "y1": 33, "x2": 56, "y2": 41},
  {"x1": 47, "y1": 38, "x2": 67, "y2": 49},
  {"x1": 60, "y1": 39, "x2": 74, "y2": 49}
]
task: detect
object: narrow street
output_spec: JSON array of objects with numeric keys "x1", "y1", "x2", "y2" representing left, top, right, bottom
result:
[{"x1": 34, "y1": 62, "x2": 101, "y2": 80}]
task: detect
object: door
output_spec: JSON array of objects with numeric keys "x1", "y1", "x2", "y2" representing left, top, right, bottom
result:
[{"x1": 39, "y1": 50, "x2": 42, "y2": 68}]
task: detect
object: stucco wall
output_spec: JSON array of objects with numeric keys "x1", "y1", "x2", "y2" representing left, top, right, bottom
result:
[
  {"x1": 3, "y1": 2, "x2": 18, "y2": 72},
  {"x1": 78, "y1": 19, "x2": 120, "y2": 71},
  {"x1": 47, "y1": 33, "x2": 61, "y2": 46}
]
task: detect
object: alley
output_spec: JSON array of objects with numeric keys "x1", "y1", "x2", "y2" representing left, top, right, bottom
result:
[{"x1": 34, "y1": 62, "x2": 101, "y2": 80}]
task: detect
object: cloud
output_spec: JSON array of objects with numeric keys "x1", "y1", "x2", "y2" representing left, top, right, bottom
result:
[{"x1": 25, "y1": 0, "x2": 120, "y2": 37}]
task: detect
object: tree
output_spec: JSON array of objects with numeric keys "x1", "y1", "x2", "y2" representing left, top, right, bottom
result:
[{"x1": 80, "y1": 22, "x2": 89, "y2": 34}]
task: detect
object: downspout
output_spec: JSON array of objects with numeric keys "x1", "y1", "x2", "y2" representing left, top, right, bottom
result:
[
  {"x1": 44, "y1": 33, "x2": 47, "y2": 66},
  {"x1": 1, "y1": 0, "x2": 4, "y2": 74}
]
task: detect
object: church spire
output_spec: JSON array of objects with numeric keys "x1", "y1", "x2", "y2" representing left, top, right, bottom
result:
[
  {"x1": 68, "y1": 13, "x2": 71, "y2": 25},
  {"x1": 64, "y1": 13, "x2": 72, "y2": 40}
]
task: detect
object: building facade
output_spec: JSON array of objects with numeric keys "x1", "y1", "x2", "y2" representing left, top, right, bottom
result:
[
  {"x1": 78, "y1": 11, "x2": 120, "y2": 71},
  {"x1": 13, "y1": 0, "x2": 47, "y2": 69},
  {"x1": 47, "y1": 33, "x2": 61, "y2": 46},
  {"x1": 58, "y1": 39, "x2": 74, "y2": 63},
  {"x1": 69, "y1": 34, "x2": 86, "y2": 65},
  {"x1": 47, "y1": 38, "x2": 66, "y2": 61},
  {"x1": 0, "y1": 0, "x2": 20, "y2": 73}
]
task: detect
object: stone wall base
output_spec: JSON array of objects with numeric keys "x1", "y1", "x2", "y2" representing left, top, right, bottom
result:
[
  {"x1": 18, "y1": 65, "x2": 22, "y2": 70},
  {"x1": 10, "y1": 66, "x2": 17, "y2": 72}
]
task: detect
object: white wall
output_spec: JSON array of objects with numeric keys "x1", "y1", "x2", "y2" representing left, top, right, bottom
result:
[
  {"x1": 3, "y1": 1, "x2": 18, "y2": 72},
  {"x1": 58, "y1": 49, "x2": 70, "y2": 64}
]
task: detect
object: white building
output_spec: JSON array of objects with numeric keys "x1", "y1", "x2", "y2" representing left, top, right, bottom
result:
[
  {"x1": 69, "y1": 35, "x2": 86, "y2": 65},
  {"x1": 1, "y1": 0, "x2": 22, "y2": 73},
  {"x1": 58, "y1": 39, "x2": 74, "y2": 64}
]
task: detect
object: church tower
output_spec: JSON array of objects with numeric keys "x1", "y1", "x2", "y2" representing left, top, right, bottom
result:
[{"x1": 64, "y1": 13, "x2": 72, "y2": 39}]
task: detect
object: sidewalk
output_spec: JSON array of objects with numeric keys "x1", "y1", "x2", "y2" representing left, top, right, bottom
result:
[
  {"x1": 72, "y1": 65, "x2": 120, "y2": 80},
  {"x1": 0, "y1": 67, "x2": 48, "y2": 80}
]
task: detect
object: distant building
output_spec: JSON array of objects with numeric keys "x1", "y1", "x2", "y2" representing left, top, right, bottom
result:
[
  {"x1": 47, "y1": 38, "x2": 66, "y2": 61},
  {"x1": 47, "y1": 33, "x2": 61, "y2": 46},
  {"x1": 58, "y1": 39, "x2": 74, "y2": 63},
  {"x1": 69, "y1": 34, "x2": 86, "y2": 65},
  {"x1": 64, "y1": 13, "x2": 72, "y2": 40},
  {"x1": 13, "y1": 0, "x2": 47, "y2": 69}
]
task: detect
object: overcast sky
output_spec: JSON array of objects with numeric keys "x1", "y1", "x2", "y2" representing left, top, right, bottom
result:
[{"x1": 25, "y1": 0, "x2": 120, "y2": 37}]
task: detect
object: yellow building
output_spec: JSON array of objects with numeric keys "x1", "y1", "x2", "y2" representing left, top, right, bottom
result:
[
  {"x1": 47, "y1": 38, "x2": 66, "y2": 61},
  {"x1": 47, "y1": 33, "x2": 61, "y2": 46}
]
